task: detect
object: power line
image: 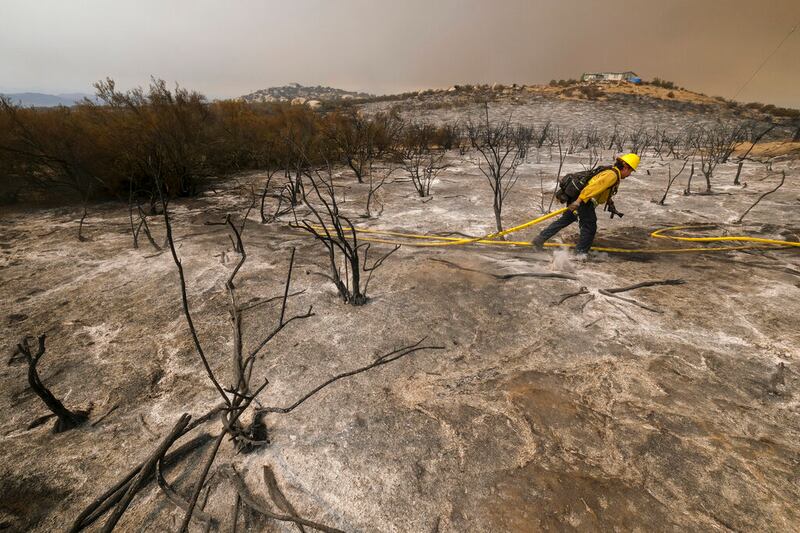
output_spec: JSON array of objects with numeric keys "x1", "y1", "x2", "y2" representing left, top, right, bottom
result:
[{"x1": 731, "y1": 20, "x2": 798, "y2": 102}]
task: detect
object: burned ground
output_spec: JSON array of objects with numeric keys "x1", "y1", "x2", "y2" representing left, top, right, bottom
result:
[{"x1": 1, "y1": 96, "x2": 799, "y2": 532}]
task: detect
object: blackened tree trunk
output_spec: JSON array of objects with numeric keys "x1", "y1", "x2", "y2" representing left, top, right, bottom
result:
[
  {"x1": 733, "y1": 161, "x2": 744, "y2": 185},
  {"x1": 17, "y1": 335, "x2": 88, "y2": 433}
]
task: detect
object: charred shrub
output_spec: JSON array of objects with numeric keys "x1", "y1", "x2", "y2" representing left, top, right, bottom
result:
[
  {"x1": 650, "y1": 77, "x2": 678, "y2": 90},
  {"x1": 578, "y1": 84, "x2": 605, "y2": 100}
]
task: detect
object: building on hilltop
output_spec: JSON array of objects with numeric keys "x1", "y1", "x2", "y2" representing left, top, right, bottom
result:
[{"x1": 581, "y1": 71, "x2": 640, "y2": 83}]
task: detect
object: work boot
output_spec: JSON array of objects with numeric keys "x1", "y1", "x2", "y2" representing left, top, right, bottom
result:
[
  {"x1": 573, "y1": 251, "x2": 590, "y2": 262},
  {"x1": 531, "y1": 236, "x2": 545, "y2": 251}
]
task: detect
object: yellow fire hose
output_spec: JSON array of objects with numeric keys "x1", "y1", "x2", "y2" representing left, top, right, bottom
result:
[{"x1": 305, "y1": 207, "x2": 800, "y2": 254}]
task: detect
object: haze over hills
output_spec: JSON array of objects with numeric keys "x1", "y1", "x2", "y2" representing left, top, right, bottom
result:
[
  {"x1": 3, "y1": 84, "x2": 375, "y2": 107},
  {"x1": 1, "y1": 92, "x2": 96, "y2": 107}
]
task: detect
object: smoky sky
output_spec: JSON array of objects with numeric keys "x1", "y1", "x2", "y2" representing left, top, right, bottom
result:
[{"x1": 1, "y1": 0, "x2": 798, "y2": 107}]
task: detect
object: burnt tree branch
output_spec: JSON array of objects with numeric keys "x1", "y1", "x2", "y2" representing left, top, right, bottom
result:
[
  {"x1": 735, "y1": 171, "x2": 786, "y2": 224},
  {"x1": 100, "y1": 414, "x2": 192, "y2": 533},
  {"x1": 16, "y1": 335, "x2": 88, "y2": 433},
  {"x1": 223, "y1": 466, "x2": 345, "y2": 533},
  {"x1": 258, "y1": 339, "x2": 444, "y2": 415}
]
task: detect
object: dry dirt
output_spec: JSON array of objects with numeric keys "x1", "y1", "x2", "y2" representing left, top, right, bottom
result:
[
  {"x1": 733, "y1": 141, "x2": 800, "y2": 159},
  {"x1": 2, "y1": 140, "x2": 800, "y2": 531}
]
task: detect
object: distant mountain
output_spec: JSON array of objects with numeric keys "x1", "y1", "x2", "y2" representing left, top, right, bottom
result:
[
  {"x1": 239, "y1": 83, "x2": 373, "y2": 104},
  {"x1": 1, "y1": 92, "x2": 96, "y2": 107}
]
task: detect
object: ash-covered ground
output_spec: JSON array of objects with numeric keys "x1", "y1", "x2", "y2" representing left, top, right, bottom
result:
[
  {"x1": 1, "y1": 106, "x2": 799, "y2": 531},
  {"x1": 364, "y1": 84, "x2": 793, "y2": 140}
]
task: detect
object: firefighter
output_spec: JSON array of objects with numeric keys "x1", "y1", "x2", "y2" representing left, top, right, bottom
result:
[{"x1": 532, "y1": 153, "x2": 640, "y2": 257}]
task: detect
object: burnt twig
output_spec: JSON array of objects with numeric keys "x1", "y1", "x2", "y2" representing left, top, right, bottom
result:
[
  {"x1": 90, "y1": 404, "x2": 119, "y2": 427},
  {"x1": 557, "y1": 287, "x2": 590, "y2": 305},
  {"x1": 258, "y1": 339, "x2": 444, "y2": 415},
  {"x1": 70, "y1": 432, "x2": 214, "y2": 532},
  {"x1": 735, "y1": 171, "x2": 786, "y2": 224},
  {"x1": 178, "y1": 379, "x2": 270, "y2": 532},
  {"x1": 238, "y1": 290, "x2": 306, "y2": 313},
  {"x1": 156, "y1": 452, "x2": 216, "y2": 528},
  {"x1": 157, "y1": 182, "x2": 231, "y2": 409},
  {"x1": 598, "y1": 290, "x2": 662, "y2": 313},
  {"x1": 603, "y1": 279, "x2": 685, "y2": 294},
  {"x1": 223, "y1": 466, "x2": 345, "y2": 533},
  {"x1": 100, "y1": 414, "x2": 192, "y2": 533},
  {"x1": 263, "y1": 465, "x2": 307, "y2": 533},
  {"x1": 430, "y1": 258, "x2": 578, "y2": 281}
]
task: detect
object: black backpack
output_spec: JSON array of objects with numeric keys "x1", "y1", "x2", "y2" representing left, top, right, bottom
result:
[{"x1": 555, "y1": 165, "x2": 612, "y2": 204}]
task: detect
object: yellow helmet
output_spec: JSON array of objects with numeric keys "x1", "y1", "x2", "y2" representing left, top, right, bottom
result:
[{"x1": 617, "y1": 153, "x2": 640, "y2": 171}]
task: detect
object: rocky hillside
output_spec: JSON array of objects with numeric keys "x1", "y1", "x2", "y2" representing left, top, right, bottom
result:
[
  {"x1": 360, "y1": 82, "x2": 800, "y2": 142},
  {"x1": 238, "y1": 83, "x2": 373, "y2": 105}
]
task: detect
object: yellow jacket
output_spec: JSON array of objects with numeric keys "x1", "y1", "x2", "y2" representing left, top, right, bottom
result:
[{"x1": 578, "y1": 167, "x2": 621, "y2": 205}]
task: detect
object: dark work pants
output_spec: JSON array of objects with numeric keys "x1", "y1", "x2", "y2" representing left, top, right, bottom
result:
[{"x1": 536, "y1": 202, "x2": 597, "y2": 253}]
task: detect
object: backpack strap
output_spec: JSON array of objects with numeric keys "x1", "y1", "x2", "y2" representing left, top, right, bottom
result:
[{"x1": 608, "y1": 167, "x2": 622, "y2": 198}]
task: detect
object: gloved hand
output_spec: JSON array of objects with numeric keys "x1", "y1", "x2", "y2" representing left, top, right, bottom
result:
[
  {"x1": 606, "y1": 200, "x2": 624, "y2": 219},
  {"x1": 567, "y1": 199, "x2": 581, "y2": 213}
]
